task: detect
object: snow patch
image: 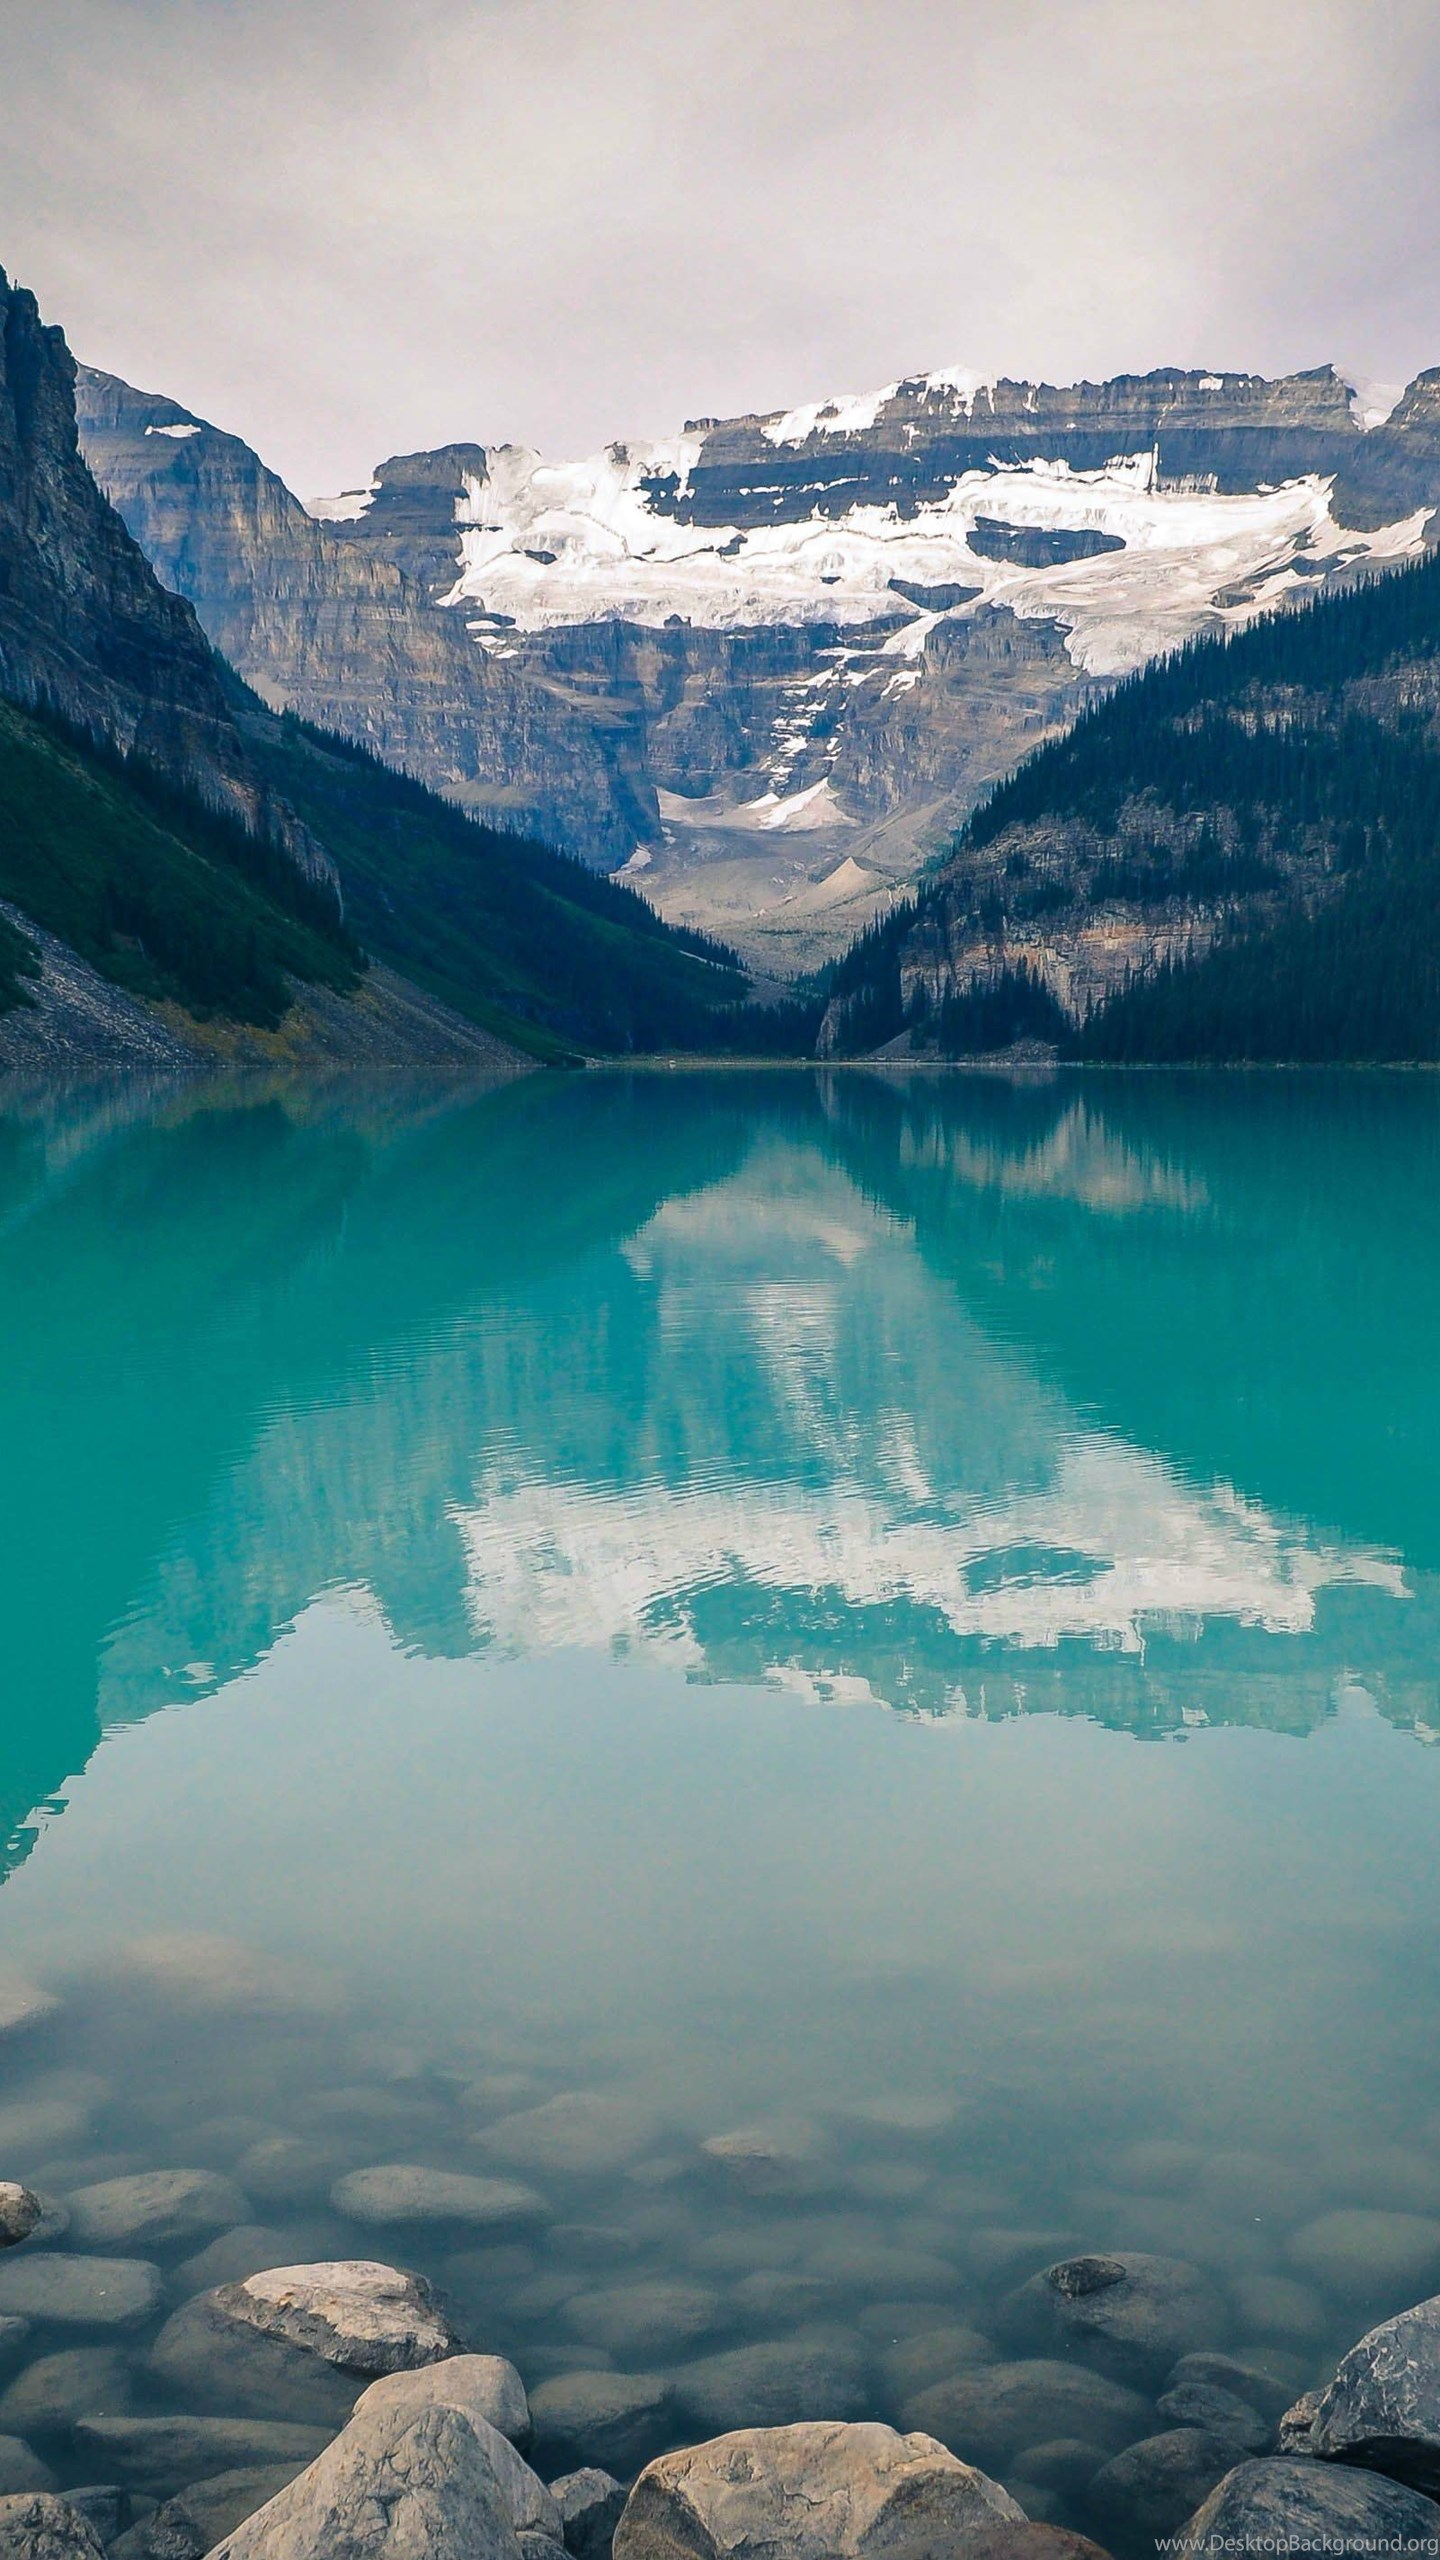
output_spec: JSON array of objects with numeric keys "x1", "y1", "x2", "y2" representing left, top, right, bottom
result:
[
  {"x1": 144, "y1": 421, "x2": 200, "y2": 439},
  {"x1": 762, "y1": 386, "x2": 897, "y2": 445},
  {"x1": 306, "y1": 482, "x2": 379, "y2": 522},
  {"x1": 740, "y1": 780, "x2": 855, "y2": 833},
  {"x1": 1344, "y1": 375, "x2": 1405, "y2": 432}
]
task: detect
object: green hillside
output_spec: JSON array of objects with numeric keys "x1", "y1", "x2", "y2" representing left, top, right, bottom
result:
[{"x1": 0, "y1": 698, "x2": 360, "y2": 1025}]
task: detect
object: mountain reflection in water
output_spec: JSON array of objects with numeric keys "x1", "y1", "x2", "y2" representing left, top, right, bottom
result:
[{"x1": 2, "y1": 1066, "x2": 1438, "y2": 1881}]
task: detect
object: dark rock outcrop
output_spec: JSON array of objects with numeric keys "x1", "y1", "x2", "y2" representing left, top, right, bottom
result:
[{"x1": 1311, "y1": 2292, "x2": 1440, "y2": 2494}]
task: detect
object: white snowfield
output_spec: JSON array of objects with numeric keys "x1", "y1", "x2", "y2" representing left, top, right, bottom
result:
[{"x1": 428, "y1": 432, "x2": 1427, "y2": 678}]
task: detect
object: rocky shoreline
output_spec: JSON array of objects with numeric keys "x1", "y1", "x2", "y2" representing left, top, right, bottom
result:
[{"x1": 0, "y1": 1958, "x2": 1438, "y2": 2558}]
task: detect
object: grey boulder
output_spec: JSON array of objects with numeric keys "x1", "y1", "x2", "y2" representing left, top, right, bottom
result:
[
  {"x1": 0, "y1": 2435, "x2": 55, "y2": 2493},
  {"x1": 1085, "y1": 2428, "x2": 1239, "y2": 2552},
  {"x1": 352, "y1": 2367, "x2": 558, "y2": 2538},
  {"x1": 530, "y1": 2372, "x2": 675, "y2": 2475},
  {"x1": 904, "y1": 2361, "x2": 1152, "y2": 2472},
  {"x1": 109, "y1": 2467, "x2": 299, "y2": 2559},
  {"x1": 1153, "y1": 2381, "x2": 1270, "y2": 2452},
  {"x1": 332, "y1": 2167, "x2": 545, "y2": 2232},
  {"x1": 1003, "y1": 2256, "x2": 1227, "y2": 2388},
  {"x1": 670, "y1": 2331, "x2": 870, "y2": 2435},
  {"x1": 216, "y1": 2260, "x2": 460, "y2": 2371},
  {"x1": 551, "y1": 2469, "x2": 626, "y2": 2560},
  {"x1": 1183, "y1": 2457, "x2": 1440, "y2": 2559},
  {"x1": 0, "y1": 2255, "x2": 162, "y2": 2331},
  {"x1": 0, "y1": 2346, "x2": 137, "y2": 2436},
  {"x1": 1162, "y1": 2354, "x2": 1294, "y2": 2426},
  {"x1": 206, "y1": 2398, "x2": 525, "y2": 2558},
  {"x1": 0, "y1": 2495, "x2": 105, "y2": 2558},
  {"x1": 147, "y1": 2292, "x2": 363, "y2": 2428},
  {"x1": 1311, "y1": 2291, "x2": 1440, "y2": 2493},
  {"x1": 356, "y1": 2351, "x2": 531, "y2": 2446},
  {"x1": 65, "y1": 2171, "x2": 251, "y2": 2253},
  {"x1": 613, "y1": 2420, "x2": 1023, "y2": 2560},
  {"x1": 1278, "y1": 2388, "x2": 1323, "y2": 2454}
]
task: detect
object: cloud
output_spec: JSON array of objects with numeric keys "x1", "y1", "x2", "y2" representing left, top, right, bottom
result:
[{"x1": 3, "y1": 0, "x2": 1440, "y2": 492}]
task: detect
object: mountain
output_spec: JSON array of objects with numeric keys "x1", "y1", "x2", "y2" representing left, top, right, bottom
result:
[
  {"x1": 0, "y1": 266, "x2": 775, "y2": 1068},
  {"x1": 76, "y1": 360, "x2": 1440, "y2": 970},
  {"x1": 819, "y1": 541, "x2": 1440, "y2": 1063}
]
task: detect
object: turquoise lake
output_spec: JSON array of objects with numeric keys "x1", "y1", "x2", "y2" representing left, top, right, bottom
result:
[{"x1": 2, "y1": 1066, "x2": 1440, "y2": 2513}]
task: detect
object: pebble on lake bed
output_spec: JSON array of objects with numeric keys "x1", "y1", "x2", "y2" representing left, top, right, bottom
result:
[
  {"x1": 331, "y1": 2164, "x2": 546, "y2": 2230},
  {"x1": 65, "y1": 2169, "x2": 251, "y2": 2252},
  {"x1": 0, "y1": 2256, "x2": 161, "y2": 2333}
]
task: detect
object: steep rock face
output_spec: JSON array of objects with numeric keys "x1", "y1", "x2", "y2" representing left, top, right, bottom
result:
[
  {"x1": 77, "y1": 359, "x2": 1440, "y2": 967},
  {"x1": 0, "y1": 275, "x2": 329, "y2": 889},
  {"x1": 75, "y1": 381, "x2": 655, "y2": 869}
]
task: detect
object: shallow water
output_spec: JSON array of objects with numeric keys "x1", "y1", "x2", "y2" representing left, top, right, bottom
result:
[{"x1": 2, "y1": 1067, "x2": 1440, "y2": 2526}]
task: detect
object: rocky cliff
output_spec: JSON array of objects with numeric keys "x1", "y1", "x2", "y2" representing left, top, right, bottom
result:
[{"x1": 76, "y1": 359, "x2": 1440, "y2": 970}]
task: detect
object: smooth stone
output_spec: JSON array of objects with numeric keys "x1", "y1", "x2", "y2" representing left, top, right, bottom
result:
[
  {"x1": 0, "y1": 2347, "x2": 137, "y2": 2436},
  {"x1": 1288, "y1": 2212, "x2": 1440, "y2": 2300},
  {"x1": 802, "y1": 2239, "x2": 960, "y2": 2296},
  {"x1": 565, "y1": 2284, "x2": 721, "y2": 2362},
  {"x1": 206, "y1": 2398, "x2": 525, "y2": 2559},
  {"x1": 0, "y1": 2435, "x2": 55, "y2": 2493},
  {"x1": 109, "y1": 2466, "x2": 298, "y2": 2560},
  {"x1": 699, "y1": 2123, "x2": 830, "y2": 2199},
  {"x1": 1311, "y1": 2289, "x2": 1440, "y2": 2492},
  {"x1": 233, "y1": 2140, "x2": 347, "y2": 2208},
  {"x1": 1163, "y1": 2352, "x2": 1295, "y2": 2425},
  {"x1": 72, "y1": 2415, "x2": 334, "y2": 2498},
  {"x1": 1085, "y1": 2429, "x2": 1239, "y2": 2553},
  {"x1": 0, "y1": 2495, "x2": 105, "y2": 2558},
  {"x1": 1230, "y1": 2272, "x2": 1329, "y2": 2343},
  {"x1": 118, "y1": 1934, "x2": 332, "y2": 2016},
  {"x1": 0, "y1": 2106, "x2": 92, "y2": 2165},
  {"x1": 332, "y1": 2166, "x2": 545, "y2": 2232},
  {"x1": 1279, "y1": 2389, "x2": 1323, "y2": 2454},
  {"x1": 1313, "y1": 2145, "x2": 1440, "y2": 2219},
  {"x1": 551, "y1": 2469, "x2": 625, "y2": 2560},
  {"x1": 295, "y1": 2089, "x2": 445, "y2": 2139},
  {"x1": 546, "y1": 2228, "x2": 644, "y2": 2270},
  {"x1": 355, "y1": 2355, "x2": 533, "y2": 2453},
  {"x1": 0, "y1": 2256, "x2": 161, "y2": 2332},
  {"x1": 1012, "y1": 2440, "x2": 1110, "y2": 2496},
  {"x1": 0, "y1": 2190, "x2": 43, "y2": 2251},
  {"x1": 1196, "y1": 2150, "x2": 1320, "y2": 2225},
  {"x1": 846, "y1": 2164, "x2": 933, "y2": 2205},
  {"x1": 530, "y1": 2371, "x2": 674, "y2": 2475},
  {"x1": 999, "y1": 2482, "x2": 1066, "y2": 2526},
  {"x1": 904, "y1": 2362, "x2": 1153, "y2": 2471},
  {"x1": 0, "y1": 1984, "x2": 60, "y2": 2042},
  {"x1": 879, "y1": 2327, "x2": 998, "y2": 2399},
  {"x1": 215, "y1": 2260, "x2": 461, "y2": 2372},
  {"x1": 473, "y1": 2094, "x2": 659, "y2": 2179},
  {"x1": 1002, "y1": 2254, "x2": 1228, "y2": 2389},
  {"x1": 66, "y1": 2171, "x2": 252, "y2": 2254},
  {"x1": 1154, "y1": 2380, "x2": 1271, "y2": 2451},
  {"x1": 0, "y1": 2330, "x2": 27, "y2": 2376},
  {"x1": 670, "y1": 2330, "x2": 870, "y2": 2436},
  {"x1": 1183, "y1": 2457, "x2": 1440, "y2": 2559},
  {"x1": 614, "y1": 2420, "x2": 1022, "y2": 2560},
  {"x1": 833, "y1": 2095, "x2": 960, "y2": 2136}
]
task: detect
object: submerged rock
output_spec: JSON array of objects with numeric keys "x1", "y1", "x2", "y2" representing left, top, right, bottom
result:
[
  {"x1": 1154, "y1": 2379, "x2": 1271, "y2": 2451},
  {"x1": 530, "y1": 2372, "x2": 675, "y2": 2475},
  {"x1": 1085, "y1": 2428, "x2": 1239, "y2": 2551},
  {"x1": 565, "y1": 2282, "x2": 721, "y2": 2362},
  {"x1": 331, "y1": 2166, "x2": 545, "y2": 2232},
  {"x1": 0, "y1": 2255, "x2": 162, "y2": 2331},
  {"x1": 670, "y1": 2331, "x2": 870, "y2": 2435},
  {"x1": 0, "y1": 2494, "x2": 105, "y2": 2558},
  {"x1": 0, "y1": 2434, "x2": 55, "y2": 2494},
  {"x1": 1182, "y1": 2456, "x2": 1440, "y2": 2559},
  {"x1": 699, "y1": 2123, "x2": 831, "y2": 2200},
  {"x1": 551, "y1": 2469, "x2": 626, "y2": 2560},
  {"x1": 1287, "y1": 2212, "x2": 1440, "y2": 2302},
  {"x1": 148, "y1": 2293, "x2": 362, "y2": 2428},
  {"x1": 72, "y1": 2413, "x2": 332, "y2": 2497},
  {"x1": 0, "y1": 2345, "x2": 137, "y2": 2436},
  {"x1": 170, "y1": 2223, "x2": 330, "y2": 2298},
  {"x1": 1003, "y1": 2255, "x2": 1227, "y2": 2388},
  {"x1": 1278, "y1": 2387, "x2": 1323, "y2": 2454},
  {"x1": 205, "y1": 2398, "x2": 524, "y2": 2558},
  {"x1": 1311, "y1": 2291, "x2": 1440, "y2": 2493},
  {"x1": 472, "y1": 2094, "x2": 659, "y2": 2179},
  {"x1": 1162, "y1": 2352, "x2": 1294, "y2": 2426},
  {"x1": 0, "y1": 1983, "x2": 61, "y2": 2042},
  {"x1": 903, "y1": 2361, "x2": 1151, "y2": 2472},
  {"x1": 612, "y1": 2420, "x2": 1023, "y2": 2560},
  {"x1": 66, "y1": 2170, "x2": 251, "y2": 2253}
]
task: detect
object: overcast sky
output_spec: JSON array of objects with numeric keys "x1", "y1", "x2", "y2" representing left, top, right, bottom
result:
[{"x1": 3, "y1": 0, "x2": 1440, "y2": 495}]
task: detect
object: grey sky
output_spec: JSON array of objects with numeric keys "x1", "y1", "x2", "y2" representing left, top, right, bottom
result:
[{"x1": 3, "y1": 0, "x2": 1440, "y2": 496}]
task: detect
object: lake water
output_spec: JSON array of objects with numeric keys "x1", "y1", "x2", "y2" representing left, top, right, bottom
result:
[{"x1": 2, "y1": 1066, "x2": 1440, "y2": 2531}]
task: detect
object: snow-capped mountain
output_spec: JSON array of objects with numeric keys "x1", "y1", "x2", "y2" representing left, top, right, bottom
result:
[{"x1": 77, "y1": 362, "x2": 1440, "y2": 968}]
